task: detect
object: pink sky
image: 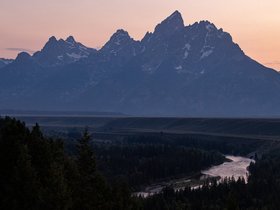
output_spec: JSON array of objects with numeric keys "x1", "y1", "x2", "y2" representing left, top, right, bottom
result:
[{"x1": 1, "y1": 0, "x2": 280, "y2": 70}]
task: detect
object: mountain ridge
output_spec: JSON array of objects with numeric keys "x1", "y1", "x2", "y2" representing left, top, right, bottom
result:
[{"x1": 1, "y1": 11, "x2": 280, "y2": 117}]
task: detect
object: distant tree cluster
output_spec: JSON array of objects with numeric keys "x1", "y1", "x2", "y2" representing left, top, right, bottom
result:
[
  {"x1": 94, "y1": 144, "x2": 225, "y2": 189},
  {"x1": 121, "y1": 135, "x2": 264, "y2": 156}
]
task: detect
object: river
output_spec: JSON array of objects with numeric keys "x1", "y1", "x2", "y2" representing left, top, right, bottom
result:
[
  {"x1": 202, "y1": 155, "x2": 255, "y2": 183},
  {"x1": 134, "y1": 155, "x2": 255, "y2": 197}
]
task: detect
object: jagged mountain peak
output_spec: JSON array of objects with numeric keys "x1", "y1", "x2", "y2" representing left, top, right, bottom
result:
[
  {"x1": 154, "y1": 10, "x2": 185, "y2": 37},
  {"x1": 102, "y1": 29, "x2": 135, "y2": 51},
  {"x1": 196, "y1": 21, "x2": 218, "y2": 32},
  {"x1": 188, "y1": 21, "x2": 219, "y2": 34},
  {"x1": 97, "y1": 29, "x2": 142, "y2": 63},
  {"x1": 42, "y1": 36, "x2": 60, "y2": 51},
  {"x1": 48, "y1": 36, "x2": 57, "y2": 42},
  {"x1": 109, "y1": 29, "x2": 132, "y2": 44},
  {"x1": 115, "y1": 29, "x2": 129, "y2": 36},
  {"x1": 32, "y1": 36, "x2": 95, "y2": 66},
  {"x1": 186, "y1": 20, "x2": 235, "y2": 48},
  {"x1": 166, "y1": 10, "x2": 183, "y2": 21},
  {"x1": 66, "y1": 35, "x2": 76, "y2": 43}
]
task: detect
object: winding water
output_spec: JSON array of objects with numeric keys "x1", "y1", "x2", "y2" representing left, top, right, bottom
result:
[
  {"x1": 202, "y1": 155, "x2": 255, "y2": 183},
  {"x1": 134, "y1": 155, "x2": 255, "y2": 197}
]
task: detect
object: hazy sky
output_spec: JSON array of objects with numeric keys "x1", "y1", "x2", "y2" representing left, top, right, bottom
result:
[{"x1": 1, "y1": 0, "x2": 280, "y2": 70}]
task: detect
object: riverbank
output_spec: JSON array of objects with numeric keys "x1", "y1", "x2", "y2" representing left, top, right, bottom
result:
[
  {"x1": 134, "y1": 155, "x2": 255, "y2": 197},
  {"x1": 202, "y1": 155, "x2": 255, "y2": 183}
]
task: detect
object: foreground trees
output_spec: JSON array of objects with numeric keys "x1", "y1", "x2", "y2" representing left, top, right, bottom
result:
[{"x1": 0, "y1": 117, "x2": 132, "y2": 210}]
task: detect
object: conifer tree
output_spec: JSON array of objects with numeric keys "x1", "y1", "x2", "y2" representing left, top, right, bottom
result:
[{"x1": 77, "y1": 129, "x2": 96, "y2": 176}]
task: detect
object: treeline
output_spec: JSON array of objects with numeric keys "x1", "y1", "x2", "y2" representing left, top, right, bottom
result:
[
  {"x1": 94, "y1": 144, "x2": 225, "y2": 189},
  {"x1": 120, "y1": 135, "x2": 264, "y2": 156},
  {"x1": 64, "y1": 129, "x2": 264, "y2": 156},
  {"x1": 0, "y1": 117, "x2": 133, "y2": 210}
]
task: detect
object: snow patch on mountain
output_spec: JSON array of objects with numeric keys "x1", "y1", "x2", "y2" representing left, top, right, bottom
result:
[
  {"x1": 67, "y1": 53, "x2": 87, "y2": 60},
  {"x1": 142, "y1": 62, "x2": 162, "y2": 74},
  {"x1": 201, "y1": 48, "x2": 214, "y2": 59},
  {"x1": 32, "y1": 36, "x2": 96, "y2": 66},
  {"x1": 175, "y1": 65, "x2": 183, "y2": 70},
  {"x1": 206, "y1": 23, "x2": 215, "y2": 32},
  {"x1": 57, "y1": 55, "x2": 63, "y2": 60},
  {"x1": 183, "y1": 43, "x2": 191, "y2": 59}
]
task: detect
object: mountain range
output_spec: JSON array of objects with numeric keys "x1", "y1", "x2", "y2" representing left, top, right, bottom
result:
[{"x1": 1, "y1": 11, "x2": 280, "y2": 117}]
